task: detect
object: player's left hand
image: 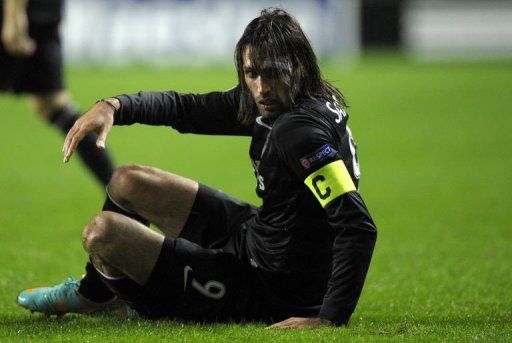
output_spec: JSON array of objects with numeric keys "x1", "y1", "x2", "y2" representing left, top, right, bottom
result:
[
  {"x1": 1, "y1": 6, "x2": 36, "y2": 56},
  {"x1": 266, "y1": 317, "x2": 333, "y2": 329},
  {"x1": 62, "y1": 99, "x2": 117, "y2": 163}
]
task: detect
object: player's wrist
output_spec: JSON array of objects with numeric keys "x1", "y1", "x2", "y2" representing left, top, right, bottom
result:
[{"x1": 97, "y1": 98, "x2": 120, "y2": 114}]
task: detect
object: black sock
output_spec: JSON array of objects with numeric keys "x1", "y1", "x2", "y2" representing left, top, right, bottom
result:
[
  {"x1": 50, "y1": 105, "x2": 115, "y2": 186},
  {"x1": 77, "y1": 193, "x2": 150, "y2": 301},
  {"x1": 77, "y1": 262, "x2": 116, "y2": 303}
]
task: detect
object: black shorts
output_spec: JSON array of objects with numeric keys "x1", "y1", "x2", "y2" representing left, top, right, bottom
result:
[
  {"x1": 99, "y1": 184, "x2": 262, "y2": 322},
  {"x1": 0, "y1": 20, "x2": 63, "y2": 94}
]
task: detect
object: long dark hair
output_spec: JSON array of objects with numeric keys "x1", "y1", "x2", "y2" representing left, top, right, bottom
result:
[{"x1": 234, "y1": 7, "x2": 346, "y2": 125}]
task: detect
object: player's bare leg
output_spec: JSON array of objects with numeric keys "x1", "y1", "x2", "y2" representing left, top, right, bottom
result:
[
  {"x1": 82, "y1": 211, "x2": 165, "y2": 285},
  {"x1": 29, "y1": 90, "x2": 69, "y2": 120},
  {"x1": 107, "y1": 164, "x2": 199, "y2": 238}
]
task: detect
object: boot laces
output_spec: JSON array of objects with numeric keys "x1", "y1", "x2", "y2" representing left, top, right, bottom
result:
[{"x1": 41, "y1": 277, "x2": 81, "y2": 308}]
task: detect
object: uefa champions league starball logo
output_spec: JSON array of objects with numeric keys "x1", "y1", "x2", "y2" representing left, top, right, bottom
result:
[{"x1": 300, "y1": 158, "x2": 311, "y2": 169}]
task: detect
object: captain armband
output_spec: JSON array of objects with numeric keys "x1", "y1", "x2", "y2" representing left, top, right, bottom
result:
[{"x1": 304, "y1": 160, "x2": 356, "y2": 207}]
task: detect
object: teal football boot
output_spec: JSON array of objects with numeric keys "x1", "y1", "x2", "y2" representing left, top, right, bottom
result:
[{"x1": 17, "y1": 277, "x2": 122, "y2": 317}]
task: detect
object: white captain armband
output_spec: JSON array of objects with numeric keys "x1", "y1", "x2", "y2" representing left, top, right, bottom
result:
[{"x1": 304, "y1": 160, "x2": 356, "y2": 207}]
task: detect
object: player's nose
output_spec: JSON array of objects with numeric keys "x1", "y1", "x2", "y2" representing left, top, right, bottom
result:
[{"x1": 257, "y1": 76, "x2": 272, "y2": 97}]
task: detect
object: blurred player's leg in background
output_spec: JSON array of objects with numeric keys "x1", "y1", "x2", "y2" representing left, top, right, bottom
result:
[
  {"x1": 0, "y1": 0, "x2": 115, "y2": 186},
  {"x1": 3, "y1": 0, "x2": 118, "y2": 313}
]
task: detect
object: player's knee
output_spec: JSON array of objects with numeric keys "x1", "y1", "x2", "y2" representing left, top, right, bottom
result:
[
  {"x1": 29, "y1": 97, "x2": 52, "y2": 120},
  {"x1": 82, "y1": 211, "x2": 118, "y2": 254},
  {"x1": 108, "y1": 164, "x2": 149, "y2": 209}
]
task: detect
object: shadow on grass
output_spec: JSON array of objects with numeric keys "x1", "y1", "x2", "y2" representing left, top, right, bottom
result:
[
  {"x1": 2, "y1": 312, "x2": 510, "y2": 341},
  {"x1": 0, "y1": 313, "x2": 265, "y2": 331},
  {"x1": 0, "y1": 314, "x2": 288, "y2": 342}
]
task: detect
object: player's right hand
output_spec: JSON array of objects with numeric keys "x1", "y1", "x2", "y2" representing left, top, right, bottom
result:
[
  {"x1": 63, "y1": 99, "x2": 118, "y2": 163},
  {"x1": 1, "y1": 10, "x2": 36, "y2": 56}
]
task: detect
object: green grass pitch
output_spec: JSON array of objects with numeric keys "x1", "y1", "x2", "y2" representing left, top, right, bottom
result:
[{"x1": 0, "y1": 53, "x2": 511, "y2": 341}]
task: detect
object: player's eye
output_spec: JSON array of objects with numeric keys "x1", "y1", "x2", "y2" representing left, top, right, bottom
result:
[{"x1": 245, "y1": 70, "x2": 258, "y2": 79}]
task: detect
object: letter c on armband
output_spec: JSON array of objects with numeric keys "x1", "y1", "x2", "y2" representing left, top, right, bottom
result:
[
  {"x1": 312, "y1": 175, "x2": 331, "y2": 200},
  {"x1": 304, "y1": 160, "x2": 356, "y2": 207}
]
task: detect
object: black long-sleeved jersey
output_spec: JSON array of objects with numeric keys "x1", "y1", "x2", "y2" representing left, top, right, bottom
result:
[{"x1": 114, "y1": 85, "x2": 377, "y2": 325}]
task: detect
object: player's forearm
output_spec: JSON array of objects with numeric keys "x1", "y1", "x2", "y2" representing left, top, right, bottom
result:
[
  {"x1": 319, "y1": 193, "x2": 377, "y2": 325},
  {"x1": 112, "y1": 87, "x2": 250, "y2": 135},
  {"x1": 112, "y1": 91, "x2": 178, "y2": 126},
  {"x1": 319, "y1": 228, "x2": 376, "y2": 324}
]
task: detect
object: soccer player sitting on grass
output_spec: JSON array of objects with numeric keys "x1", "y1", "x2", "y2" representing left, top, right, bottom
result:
[{"x1": 17, "y1": 8, "x2": 377, "y2": 328}]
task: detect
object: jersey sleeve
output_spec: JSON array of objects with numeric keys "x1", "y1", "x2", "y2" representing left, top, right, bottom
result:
[
  {"x1": 273, "y1": 116, "x2": 377, "y2": 325},
  {"x1": 113, "y1": 85, "x2": 253, "y2": 136}
]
